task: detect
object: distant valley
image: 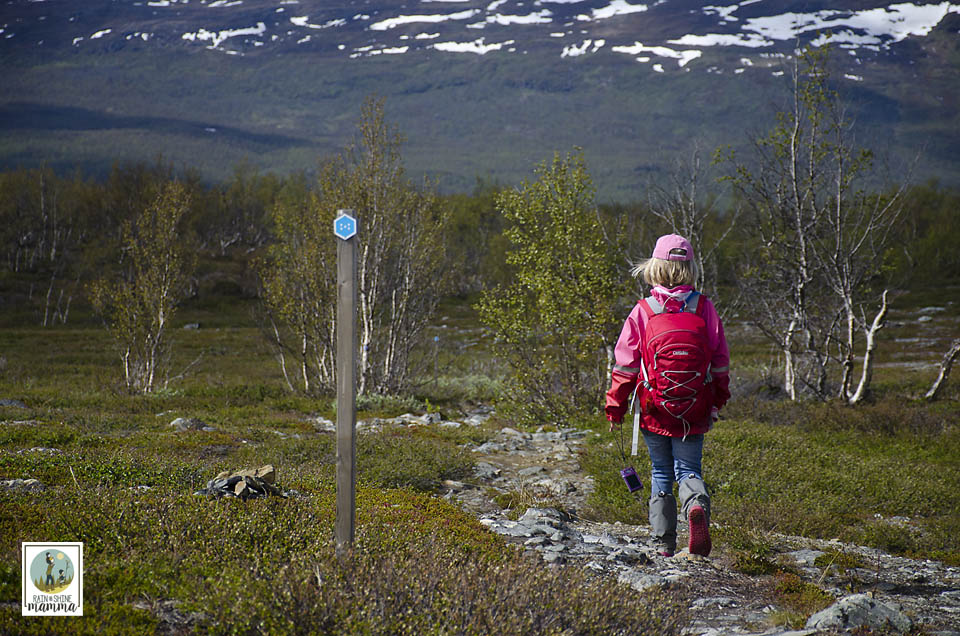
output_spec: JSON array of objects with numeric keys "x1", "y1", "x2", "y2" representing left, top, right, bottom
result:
[{"x1": 2, "y1": 0, "x2": 959, "y2": 199}]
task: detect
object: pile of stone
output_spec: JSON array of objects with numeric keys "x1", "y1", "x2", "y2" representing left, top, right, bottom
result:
[{"x1": 194, "y1": 465, "x2": 285, "y2": 500}]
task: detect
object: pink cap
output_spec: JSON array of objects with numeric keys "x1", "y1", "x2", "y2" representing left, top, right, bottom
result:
[{"x1": 652, "y1": 234, "x2": 694, "y2": 261}]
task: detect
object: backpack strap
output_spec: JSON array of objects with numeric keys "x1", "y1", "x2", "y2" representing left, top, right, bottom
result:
[{"x1": 644, "y1": 291, "x2": 701, "y2": 315}]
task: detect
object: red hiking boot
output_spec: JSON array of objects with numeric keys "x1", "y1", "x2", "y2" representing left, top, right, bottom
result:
[{"x1": 688, "y1": 505, "x2": 711, "y2": 557}]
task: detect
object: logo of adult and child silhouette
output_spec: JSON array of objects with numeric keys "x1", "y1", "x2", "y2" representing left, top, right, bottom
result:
[{"x1": 30, "y1": 550, "x2": 74, "y2": 594}]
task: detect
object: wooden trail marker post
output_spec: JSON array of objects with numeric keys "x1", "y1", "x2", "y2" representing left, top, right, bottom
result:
[{"x1": 334, "y1": 209, "x2": 358, "y2": 551}]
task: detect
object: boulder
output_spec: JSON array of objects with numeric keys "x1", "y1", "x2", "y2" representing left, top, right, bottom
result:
[{"x1": 805, "y1": 593, "x2": 912, "y2": 633}]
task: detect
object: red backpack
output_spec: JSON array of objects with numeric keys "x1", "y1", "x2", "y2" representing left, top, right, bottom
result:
[{"x1": 637, "y1": 292, "x2": 714, "y2": 426}]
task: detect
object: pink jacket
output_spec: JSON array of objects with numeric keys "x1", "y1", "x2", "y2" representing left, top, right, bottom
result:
[{"x1": 605, "y1": 285, "x2": 730, "y2": 436}]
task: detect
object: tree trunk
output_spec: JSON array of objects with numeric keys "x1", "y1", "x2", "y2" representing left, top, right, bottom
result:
[
  {"x1": 924, "y1": 338, "x2": 960, "y2": 401},
  {"x1": 849, "y1": 289, "x2": 888, "y2": 405}
]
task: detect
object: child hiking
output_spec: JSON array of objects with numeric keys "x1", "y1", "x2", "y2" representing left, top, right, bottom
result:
[{"x1": 605, "y1": 234, "x2": 730, "y2": 557}]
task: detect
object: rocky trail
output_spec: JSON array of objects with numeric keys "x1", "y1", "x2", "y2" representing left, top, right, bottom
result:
[{"x1": 436, "y1": 410, "x2": 960, "y2": 636}]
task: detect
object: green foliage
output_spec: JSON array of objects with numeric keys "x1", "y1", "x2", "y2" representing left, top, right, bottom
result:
[
  {"x1": 89, "y1": 180, "x2": 197, "y2": 392},
  {"x1": 258, "y1": 96, "x2": 451, "y2": 396},
  {"x1": 477, "y1": 150, "x2": 627, "y2": 426}
]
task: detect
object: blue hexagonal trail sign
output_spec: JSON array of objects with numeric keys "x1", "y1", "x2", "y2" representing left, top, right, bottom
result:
[{"x1": 334, "y1": 211, "x2": 357, "y2": 240}]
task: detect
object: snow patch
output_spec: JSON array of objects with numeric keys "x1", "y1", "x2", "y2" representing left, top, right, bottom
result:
[
  {"x1": 370, "y1": 9, "x2": 481, "y2": 31},
  {"x1": 90, "y1": 29, "x2": 111, "y2": 39},
  {"x1": 433, "y1": 37, "x2": 515, "y2": 54},
  {"x1": 668, "y1": 33, "x2": 771, "y2": 48},
  {"x1": 182, "y1": 22, "x2": 266, "y2": 48},
  {"x1": 291, "y1": 16, "x2": 346, "y2": 29},
  {"x1": 612, "y1": 41, "x2": 702, "y2": 66},
  {"x1": 561, "y1": 38, "x2": 605, "y2": 57},
  {"x1": 580, "y1": 0, "x2": 648, "y2": 21}
]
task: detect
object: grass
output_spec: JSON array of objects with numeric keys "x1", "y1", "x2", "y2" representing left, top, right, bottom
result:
[
  {"x1": 2, "y1": 272, "x2": 959, "y2": 631},
  {"x1": 0, "y1": 290, "x2": 684, "y2": 633},
  {"x1": 581, "y1": 405, "x2": 960, "y2": 565}
]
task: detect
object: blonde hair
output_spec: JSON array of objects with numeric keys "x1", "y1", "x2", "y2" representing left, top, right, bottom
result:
[{"x1": 631, "y1": 257, "x2": 697, "y2": 288}]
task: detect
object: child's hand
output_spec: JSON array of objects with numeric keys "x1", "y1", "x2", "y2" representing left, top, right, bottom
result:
[{"x1": 609, "y1": 420, "x2": 621, "y2": 432}]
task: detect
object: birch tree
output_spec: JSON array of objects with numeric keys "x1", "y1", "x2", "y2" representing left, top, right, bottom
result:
[
  {"x1": 89, "y1": 181, "x2": 196, "y2": 392},
  {"x1": 648, "y1": 144, "x2": 738, "y2": 309},
  {"x1": 259, "y1": 97, "x2": 450, "y2": 396},
  {"x1": 720, "y1": 46, "x2": 903, "y2": 402},
  {"x1": 477, "y1": 150, "x2": 626, "y2": 426}
]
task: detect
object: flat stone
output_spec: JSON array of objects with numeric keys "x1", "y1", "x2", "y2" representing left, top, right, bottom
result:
[
  {"x1": 541, "y1": 551, "x2": 564, "y2": 564},
  {"x1": 519, "y1": 507, "x2": 560, "y2": 521},
  {"x1": 787, "y1": 549, "x2": 825, "y2": 567},
  {"x1": 691, "y1": 596, "x2": 737, "y2": 609},
  {"x1": 0, "y1": 399, "x2": 26, "y2": 408},
  {"x1": 517, "y1": 466, "x2": 547, "y2": 477},
  {"x1": 473, "y1": 442, "x2": 505, "y2": 453}
]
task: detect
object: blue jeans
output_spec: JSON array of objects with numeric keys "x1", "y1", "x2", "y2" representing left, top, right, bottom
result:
[{"x1": 642, "y1": 430, "x2": 704, "y2": 496}]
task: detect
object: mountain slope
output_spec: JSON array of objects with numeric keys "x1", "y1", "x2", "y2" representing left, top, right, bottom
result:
[{"x1": 2, "y1": 0, "x2": 959, "y2": 198}]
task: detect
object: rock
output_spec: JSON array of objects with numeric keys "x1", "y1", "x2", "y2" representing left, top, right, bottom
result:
[
  {"x1": 691, "y1": 596, "x2": 737, "y2": 609},
  {"x1": 517, "y1": 465, "x2": 547, "y2": 477},
  {"x1": 420, "y1": 412, "x2": 442, "y2": 424},
  {"x1": 473, "y1": 461, "x2": 501, "y2": 480},
  {"x1": 472, "y1": 441, "x2": 505, "y2": 453},
  {"x1": 541, "y1": 551, "x2": 564, "y2": 564},
  {"x1": 519, "y1": 507, "x2": 568, "y2": 523},
  {"x1": 313, "y1": 416, "x2": 335, "y2": 431},
  {"x1": 0, "y1": 399, "x2": 26, "y2": 408},
  {"x1": 463, "y1": 414, "x2": 488, "y2": 426},
  {"x1": 618, "y1": 571, "x2": 666, "y2": 592},
  {"x1": 182, "y1": 323, "x2": 200, "y2": 330},
  {"x1": 787, "y1": 549, "x2": 825, "y2": 567},
  {"x1": 1, "y1": 478, "x2": 44, "y2": 492},
  {"x1": 439, "y1": 421, "x2": 461, "y2": 428},
  {"x1": 17, "y1": 447, "x2": 60, "y2": 455},
  {"x1": 170, "y1": 417, "x2": 213, "y2": 432},
  {"x1": 805, "y1": 594, "x2": 912, "y2": 633}
]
